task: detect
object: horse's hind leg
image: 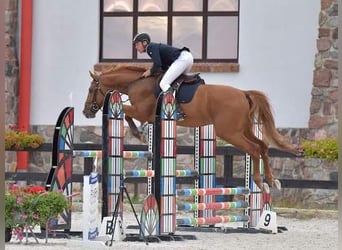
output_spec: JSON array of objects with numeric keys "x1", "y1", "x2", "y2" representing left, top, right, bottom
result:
[
  {"x1": 219, "y1": 133, "x2": 266, "y2": 191},
  {"x1": 244, "y1": 129, "x2": 279, "y2": 190}
]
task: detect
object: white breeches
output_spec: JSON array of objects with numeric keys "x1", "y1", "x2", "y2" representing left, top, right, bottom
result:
[{"x1": 159, "y1": 51, "x2": 194, "y2": 92}]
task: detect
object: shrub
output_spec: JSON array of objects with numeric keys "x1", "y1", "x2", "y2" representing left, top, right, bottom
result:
[
  {"x1": 300, "y1": 137, "x2": 338, "y2": 162},
  {"x1": 5, "y1": 130, "x2": 44, "y2": 150},
  {"x1": 5, "y1": 184, "x2": 69, "y2": 241}
]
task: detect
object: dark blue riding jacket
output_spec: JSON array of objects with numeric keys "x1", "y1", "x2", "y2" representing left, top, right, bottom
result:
[{"x1": 146, "y1": 42, "x2": 190, "y2": 75}]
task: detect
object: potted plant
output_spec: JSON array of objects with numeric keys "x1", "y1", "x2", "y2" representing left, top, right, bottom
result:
[{"x1": 5, "y1": 184, "x2": 69, "y2": 242}]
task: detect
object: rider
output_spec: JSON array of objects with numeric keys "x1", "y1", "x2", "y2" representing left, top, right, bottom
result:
[{"x1": 132, "y1": 32, "x2": 194, "y2": 121}]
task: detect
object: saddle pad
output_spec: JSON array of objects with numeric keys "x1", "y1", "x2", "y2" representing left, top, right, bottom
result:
[
  {"x1": 174, "y1": 77, "x2": 204, "y2": 104},
  {"x1": 154, "y1": 77, "x2": 204, "y2": 104}
]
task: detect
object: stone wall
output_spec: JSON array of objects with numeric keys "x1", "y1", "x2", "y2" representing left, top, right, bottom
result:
[
  {"x1": 5, "y1": 0, "x2": 19, "y2": 173},
  {"x1": 309, "y1": 0, "x2": 338, "y2": 135},
  {"x1": 5, "y1": 0, "x2": 19, "y2": 126}
]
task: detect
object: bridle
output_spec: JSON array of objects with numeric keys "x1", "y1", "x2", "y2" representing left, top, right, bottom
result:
[
  {"x1": 88, "y1": 78, "x2": 107, "y2": 114},
  {"x1": 87, "y1": 73, "x2": 146, "y2": 114}
]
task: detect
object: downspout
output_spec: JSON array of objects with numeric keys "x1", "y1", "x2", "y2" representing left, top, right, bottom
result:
[{"x1": 17, "y1": 0, "x2": 33, "y2": 172}]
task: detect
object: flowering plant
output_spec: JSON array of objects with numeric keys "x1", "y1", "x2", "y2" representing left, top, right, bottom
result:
[
  {"x1": 5, "y1": 125, "x2": 45, "y2": 150},
  {"x1": 300, "y1": 137, "x2": 338, "y2": 162},
  {"x1": 5, "y1": 184, "x2": 69, "y2": 241}
]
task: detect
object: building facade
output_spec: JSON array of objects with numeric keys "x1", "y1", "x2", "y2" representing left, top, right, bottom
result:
[{"x1": 4, "y1": 0, "x2": 338, "y2": 208}]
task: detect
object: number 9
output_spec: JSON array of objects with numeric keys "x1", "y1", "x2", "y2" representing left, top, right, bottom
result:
[{"x1": 264, "y1": 213, "x2": 271, "y2": 226}]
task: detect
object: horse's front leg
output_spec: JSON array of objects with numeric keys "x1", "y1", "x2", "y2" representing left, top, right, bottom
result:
[
  {"x1": 123, "y1": 104, "x2": 146, "y2": 142},
  {"x1": 124, "y1": 115, "x2": 145, "y2": 142}
]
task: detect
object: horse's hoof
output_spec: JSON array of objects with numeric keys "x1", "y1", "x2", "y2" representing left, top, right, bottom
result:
[
  {"x1": 273, "y1": 179, "x2": 281, "y2": 190},
  {"x1": 262, "y1": 183, "x2": 270, "y2": 193}
]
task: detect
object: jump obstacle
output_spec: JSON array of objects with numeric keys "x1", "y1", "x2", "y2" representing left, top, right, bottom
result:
[
  {"x1": 45, "y1": 92, "x2": 154, "y2": 238},
  {"x1": 46, "y1": 90, "x2": 269, "y2": 239},
  {"x1": 103, "y1": 90, "x2": 266, "y2": 237},
  {"x1": 45, "y1": 107, "x2": 74, "y2": 230},
  {"x1": 153, "y1": 92, "x2": 254, "y2": 234}
]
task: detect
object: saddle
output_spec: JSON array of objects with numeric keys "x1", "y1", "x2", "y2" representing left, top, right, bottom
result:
[
  {"x1": 154, "y1": 73, "x2": 204, "y2": 104},
  {"x1": 175, "y1": 73, "x2": 201, "y2": 84}
]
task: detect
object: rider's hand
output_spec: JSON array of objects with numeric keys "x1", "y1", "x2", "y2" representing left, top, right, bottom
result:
[{"x1": 142, "y1": 69, "x2": 151, "y2": 78}]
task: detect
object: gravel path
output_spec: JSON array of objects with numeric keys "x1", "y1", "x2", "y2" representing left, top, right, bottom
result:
[{"x1": 5, "y1": 209, "x2": 338, "y2": 250}]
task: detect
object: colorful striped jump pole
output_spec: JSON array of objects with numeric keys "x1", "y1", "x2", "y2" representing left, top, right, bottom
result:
[
  {"x1": 123, "y1": 151, "x2": 152, "y2": 160},
  {"x1": 73, "y1": 150, "x2": 151, "y2": 159},
  {"x1": 176, "y1": 187, "x2": 250, "y2": 196},
  {"x1": 124, "y1": 169, "x2": 198, "y2": 178},
  {"x1": 177, "y1": 201, "x2": 248, "y2": 211},
  {"x1": 177, "y1": 215, "x2": 250, "y2": 226},
  {"x1": 73, "y1": 150, "x2": 102, "y2": 158}
]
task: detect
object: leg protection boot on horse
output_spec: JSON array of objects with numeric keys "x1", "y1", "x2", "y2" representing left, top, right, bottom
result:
[{"x1": 163, "y1": 88, "x2": 186, "y2": 121}]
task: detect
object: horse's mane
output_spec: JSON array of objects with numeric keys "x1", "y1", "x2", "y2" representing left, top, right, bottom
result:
[{"x1": 101, "y1": 64, "x2": 147, "y2": 75}]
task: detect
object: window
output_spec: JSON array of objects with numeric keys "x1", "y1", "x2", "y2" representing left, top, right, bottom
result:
[{"x1": 100, "y1": 0, "x2": 239, "y2": 63}]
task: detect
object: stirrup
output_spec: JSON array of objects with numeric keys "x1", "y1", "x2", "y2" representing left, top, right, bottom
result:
[
  {"x1": 175, "y1": 107, "x2": 186, "y2": 121},
  {"x1": 175, "y1": 112, "x2": 185, "y2": 121}
]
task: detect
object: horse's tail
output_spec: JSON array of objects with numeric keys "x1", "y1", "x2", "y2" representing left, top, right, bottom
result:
[{"x1": 246, "y1": 90, "x2": 298, "y2": 154}]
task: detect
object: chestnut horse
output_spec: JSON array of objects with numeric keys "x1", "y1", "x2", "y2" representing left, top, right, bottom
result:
[{"x1": 83, "y1": 64, "x2": 300, "y2": 192}]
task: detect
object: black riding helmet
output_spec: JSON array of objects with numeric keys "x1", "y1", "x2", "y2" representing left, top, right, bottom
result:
[{"x1": 132, "y1": 33, "x2": 151, "y2": 44}]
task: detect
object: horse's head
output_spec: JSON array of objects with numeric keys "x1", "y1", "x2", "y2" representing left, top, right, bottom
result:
[
  {"x1": 83, "y1": 64, "x2": 156, "y2": 119},
  {"x1": 82, "y1": 71, "x2": 107, "y2": 118}
]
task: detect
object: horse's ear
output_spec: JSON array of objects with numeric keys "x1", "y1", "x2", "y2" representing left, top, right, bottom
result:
[{"x1": 89, "y1": 70, "x2": 96, "y2": 80}]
